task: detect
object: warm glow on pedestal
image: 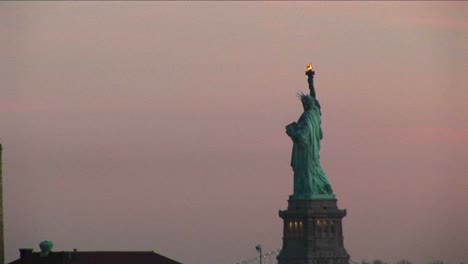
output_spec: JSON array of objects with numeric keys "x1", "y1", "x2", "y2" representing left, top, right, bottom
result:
[{"x1": 307, "y1": 64, "x2": 313, "y2": 71}]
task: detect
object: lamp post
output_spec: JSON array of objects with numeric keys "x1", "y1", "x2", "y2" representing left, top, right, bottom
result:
[{"x1": 255, "y1": 245, "x2": 262, "y2": 264}]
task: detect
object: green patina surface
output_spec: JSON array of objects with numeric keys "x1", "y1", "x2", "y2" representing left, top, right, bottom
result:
[
  {"x1": 39, "y1": 240, "x2": 54, "y2": 256},
  {"x1": 286, "y1": 93, "x2": 335, "y2": 201}
]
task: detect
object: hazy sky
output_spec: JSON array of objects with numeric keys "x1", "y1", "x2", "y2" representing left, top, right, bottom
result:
[{"x1": 1, "y1": 2, "x2": 468, "y2": 264}]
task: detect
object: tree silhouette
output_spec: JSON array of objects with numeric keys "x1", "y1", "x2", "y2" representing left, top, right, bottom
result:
[
  {"x1": 372, "y1": 259, "x2": 387, "y2": 264},
  {"x1": 397, "y1": 259, "x2": 412, "y2": 264}
]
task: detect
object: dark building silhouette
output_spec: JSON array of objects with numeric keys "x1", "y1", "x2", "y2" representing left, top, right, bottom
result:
[{"x1": 9, "y1": 249, "x2": 182, "y2": 264}]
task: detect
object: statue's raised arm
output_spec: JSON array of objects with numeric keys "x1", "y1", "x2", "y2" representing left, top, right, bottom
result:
[
  {"x1": 305, "y1": 64, "x2": 316, "y2": 98},
  {"x1": 305, "y1": 64, "x2": 321, "y2": 114},
  {"x1": 307, "y1": 73, "x2": 316, "y2": 98}
]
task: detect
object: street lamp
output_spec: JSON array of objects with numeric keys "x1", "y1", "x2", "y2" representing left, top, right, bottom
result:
[{"x1": 255, "y1": 245, "x2": 262, "y2": 264}]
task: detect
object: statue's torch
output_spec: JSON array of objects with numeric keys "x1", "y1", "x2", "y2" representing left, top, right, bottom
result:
[{"x1": 305, "y1": 64, "x2": 315, "y2": 77}]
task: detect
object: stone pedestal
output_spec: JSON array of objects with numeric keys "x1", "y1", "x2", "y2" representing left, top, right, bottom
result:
[{"x1": 277, "y1": 199, "x2": 350, "y2": 264}]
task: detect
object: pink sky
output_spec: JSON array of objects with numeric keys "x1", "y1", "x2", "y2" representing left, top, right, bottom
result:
[{"x1": 1, "y1": 2, "x2": 468, "y2": 264}]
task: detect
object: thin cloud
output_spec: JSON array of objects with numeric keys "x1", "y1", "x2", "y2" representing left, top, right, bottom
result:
[{"x1": 398, "y1": 16, "x2": 468, "y2": 30}]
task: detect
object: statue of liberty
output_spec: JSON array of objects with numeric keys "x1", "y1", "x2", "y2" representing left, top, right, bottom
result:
[{"x1": 285, "y1": 65, "x2": 335, "y2": 200}]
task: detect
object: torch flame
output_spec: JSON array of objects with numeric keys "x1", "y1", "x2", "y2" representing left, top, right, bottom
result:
[{"x1": 307, "y1": 64, "x2": 313, "y2": 71}]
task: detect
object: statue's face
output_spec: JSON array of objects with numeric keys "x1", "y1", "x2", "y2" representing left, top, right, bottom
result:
[{"x1": 302, "y1": 100, "x2": 312, "y2": 111}]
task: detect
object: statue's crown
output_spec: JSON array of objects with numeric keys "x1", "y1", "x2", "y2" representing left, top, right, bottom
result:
[{"x1": 297, "y1": 92, "x2": 313, "y2": 104}]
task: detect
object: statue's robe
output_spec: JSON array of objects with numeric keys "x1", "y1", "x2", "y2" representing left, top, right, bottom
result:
[{"x1": 289, "y1": 101, "x2": 333, "y2": 198}]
